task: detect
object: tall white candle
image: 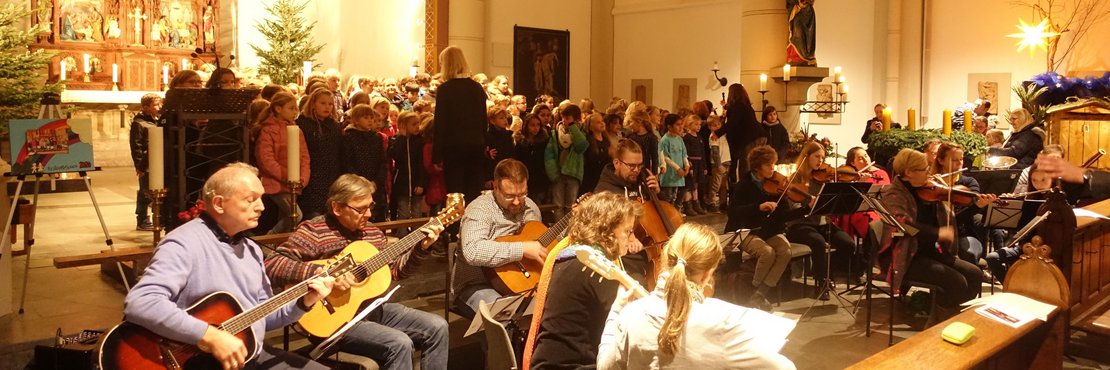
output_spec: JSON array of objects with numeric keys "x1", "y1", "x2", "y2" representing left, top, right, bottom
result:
[
  {"x1": 286, "y1": 125, "x2": 301, "y2": 182},
  {"x1": 83, "y1": 54, "x2": 90, "y2": 73},
  {"x1": 783, "y1": 64, "x2": 791, "y2": 82},
  {"x1": 181, "y1": 58, "x2": 188, "y2": 71},
  {"x1": 833, "y1": 66, "x2": 842, "y2": 81},
  {"x1": 162, "y1": 65, "x2": 169, "y2": 85},
  {"x1": 302, "y1": 61, "x2": 312, "y2": 79},
  {"x1": 759, "y1": 73, "x2": 768, "y2": 91},
  {"x1": 148, "y1": 127, "x2": 165, "y2": 190},
  {"x1": 60, "y1": 60, "x2": 67, "y2": 81},
  {"x1": 112, "y1": 64, "x2": 119, "y2": 83}
]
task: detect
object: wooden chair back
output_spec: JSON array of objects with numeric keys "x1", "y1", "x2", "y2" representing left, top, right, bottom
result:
[{"x1": 1003, "y1": 236, "x2": 1071, "y2": 308}]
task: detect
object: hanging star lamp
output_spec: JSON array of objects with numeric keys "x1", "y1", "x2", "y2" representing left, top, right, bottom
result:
[{"x1": 1006, "y1": 18, "x2": 1059, "y2": 57}]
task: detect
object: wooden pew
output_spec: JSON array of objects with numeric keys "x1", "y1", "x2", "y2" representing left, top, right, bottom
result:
[{"x1": 848, "y1": 238, "x2": 1070, "y2": 370}]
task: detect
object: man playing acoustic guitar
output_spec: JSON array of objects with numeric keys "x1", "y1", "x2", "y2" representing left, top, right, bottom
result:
[
  {"x1": 123, "y1": 163, "x2": 336, "y2": 370},
  {"x1": 455, "y1": 159, "x2": 548, "y2": 318},
  {"x1": 265, "y1": 174, "x2": 448, "y2": 370}
]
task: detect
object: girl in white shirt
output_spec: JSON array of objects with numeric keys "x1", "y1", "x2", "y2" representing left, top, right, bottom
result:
[{"x1": 598, "y1": 223, "x2": 797, "y2": 370}]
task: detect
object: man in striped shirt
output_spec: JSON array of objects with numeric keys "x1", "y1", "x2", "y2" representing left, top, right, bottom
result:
[
  {"x1": 454, "y1": 159, "x2": 548, "y2": 318},
  {"x1": 265, "y1": 174, "x2": 447, "y2": 370}
]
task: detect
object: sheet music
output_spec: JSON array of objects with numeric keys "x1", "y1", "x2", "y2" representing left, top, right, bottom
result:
[
  {"x1": 960, "y1": 292, "x2": 1056, "y2": 322},
  {"x1": 310, "y1": 285, "x2": 401, "y2": 360},
  {"x1": 741, "y1": 309, "x2": 799, "y2": 353},
  {"x1": 465, "y1": 293, "x2": 528, "y2": 337},
  {"x1": 1074, "y1": 208, "x2": 1110, "y2": 221}
]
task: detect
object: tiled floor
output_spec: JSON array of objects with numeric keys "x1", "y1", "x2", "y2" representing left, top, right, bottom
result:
[{"x1": 2, "y1": 166, "x2": 1109, "y2": 369}]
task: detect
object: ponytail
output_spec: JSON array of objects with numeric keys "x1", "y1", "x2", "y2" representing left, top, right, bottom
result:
[{"x1": 658, "y1": 256, "x2": 691, "y2": 357}]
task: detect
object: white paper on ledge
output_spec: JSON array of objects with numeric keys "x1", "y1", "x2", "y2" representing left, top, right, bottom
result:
[
  {"x1": 310, "y1": 285, "x2": 401, "y2": 360},
  {"x1": 1074, "y1": 208, "x2": 1110, "y2": 221},
  {"x1": 960, "y1": 292, "x2": 1056, "y2": 321}
]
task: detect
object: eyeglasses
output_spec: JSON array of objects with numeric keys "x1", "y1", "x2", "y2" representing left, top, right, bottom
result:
[
  {"x1": 617, "y1": 159, "x2": 643, "y2": 171},
  {"x1": 497, "y1": 190, "x2": 529, "y2": 202},
  {"x1": 344, "y1": 203, "x2": 374, "y2": 215}
]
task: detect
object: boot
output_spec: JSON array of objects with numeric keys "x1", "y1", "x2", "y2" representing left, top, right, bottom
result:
[
  {"x1": 692, "y1": 200, "x2": 708, "y2": 215},
  {"x1": 684, "y1": 201, "x2": 703, "y2": 216}
]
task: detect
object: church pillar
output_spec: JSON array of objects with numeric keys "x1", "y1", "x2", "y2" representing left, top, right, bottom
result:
[
  {"x1": 447, "y1": 0, "x2": 486, "y2": 74},
  {"x1": 741, "y1": 0, "x2": 788, "y2": 115}
]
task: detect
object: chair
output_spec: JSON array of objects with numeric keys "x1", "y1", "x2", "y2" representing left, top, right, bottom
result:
[
  {"x1": 777, "y1": 243, "x2": 812, "y2": 306},
  {"x1": 479, "y1": 300, "x2": 519, "y2": 370}
]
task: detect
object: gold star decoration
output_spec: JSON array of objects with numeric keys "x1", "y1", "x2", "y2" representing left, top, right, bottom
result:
[{"x1": 1006, "y1": 18, "x2": 1060, "y2": 57}]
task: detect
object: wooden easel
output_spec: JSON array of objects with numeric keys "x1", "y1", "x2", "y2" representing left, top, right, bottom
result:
[{"x1": 1, "y1": 94, "x2": 124, "y2": 315}]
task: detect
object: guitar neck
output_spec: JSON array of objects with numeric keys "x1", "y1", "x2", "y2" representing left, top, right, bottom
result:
[
  {"x1": 537, "y1": 214, "x2": 573, "y2": 246},
  {"x1": 354, "y1": 218, "x2": 443, "y2": 275},
  {"x1": 615, "y1": 269, "x2": 650, "y2": 299},
  {"x1": 221, "y1": 278, "x2": 313, "y2": 334}
]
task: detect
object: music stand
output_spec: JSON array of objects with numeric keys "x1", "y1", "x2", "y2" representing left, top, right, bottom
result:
[
  {"x1": 849, "y1": 185, "x2": 912, "y2": 345},
  {"x1": 980, "y1": 199, "x2": 1045, "y2": 289},
  {"x1": 801, "y1": 182, "x2": 873, "y2": 320},
  {"x1": 965, "y1": 170, "x2": 1022, "y2": 196}
]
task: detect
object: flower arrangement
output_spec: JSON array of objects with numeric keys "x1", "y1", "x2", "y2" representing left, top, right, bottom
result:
[
  {"x1": 177, "y1": 199, "x2": 207, "y2": 223},
  {"x1": 785, "y1": 124, "x2": 835, "y2": 162}
]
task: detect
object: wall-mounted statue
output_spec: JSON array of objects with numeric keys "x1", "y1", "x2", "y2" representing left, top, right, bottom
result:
[{"x1": 786, "y1": 0, "x2": 816, "y2": 66}]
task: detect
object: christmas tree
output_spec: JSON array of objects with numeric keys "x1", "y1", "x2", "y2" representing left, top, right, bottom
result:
[
  {"x1": 250, "y1": 0, "x2": 324, "y2": 85},
  {"x1": 0, "y1": 3, "x2": 62, "y2": 136}
]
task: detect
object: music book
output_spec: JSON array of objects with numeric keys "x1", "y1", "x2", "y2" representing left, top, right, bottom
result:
[
  {"x1": 309, "y1": 285, "x2": 401, "y2": 360},
  {"x1": 960, "y1": 292, "x2": 1056, "y2": 328}
]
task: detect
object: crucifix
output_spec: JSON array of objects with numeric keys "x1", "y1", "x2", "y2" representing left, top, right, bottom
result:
[{"x1": 127, "y1": 7, "x2": 147, "y2": 45}]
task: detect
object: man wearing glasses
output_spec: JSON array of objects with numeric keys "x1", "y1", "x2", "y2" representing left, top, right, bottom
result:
[
  {"x1": 593, "y1": 139, "x2": 659, "y2": 283},
  {"x1": 455, "y1": 159, "x2": 547, "y2": 318},
  {"x1": 265, "y1": 174, "x2": 449, "y2": 370}
]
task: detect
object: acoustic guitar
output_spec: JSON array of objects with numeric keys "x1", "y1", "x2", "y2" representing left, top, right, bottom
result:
[
  {"x1": 297, "y1": 193, "x2": 466, "y2": 338},
  {"x1": 485, "y1": 193, "x2": 591, "y2": 295},
  {"x1": 575, "y1": 248, "x2": 650, "y2": 298},
  {"x1": 98, "y1": 257, "x2": 359, "y2": 370}
]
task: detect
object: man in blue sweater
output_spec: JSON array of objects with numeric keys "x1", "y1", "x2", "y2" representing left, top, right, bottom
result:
[{"x1": 124, "y1": 163, "x2": 335, "y2": 370}]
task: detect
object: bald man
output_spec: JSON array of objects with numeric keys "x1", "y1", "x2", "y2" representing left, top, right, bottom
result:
[{"x1": 124, "y1": 163, "x2": 335, "y2": 370}]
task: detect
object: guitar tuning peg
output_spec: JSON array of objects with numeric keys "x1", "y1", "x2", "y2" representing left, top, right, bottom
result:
[
  {"x1": 581, "y1": 266, "x2": 587, "y2": 272},
  {"x1": 598, "y1": 276, "x2": 604, "y2": 283}
]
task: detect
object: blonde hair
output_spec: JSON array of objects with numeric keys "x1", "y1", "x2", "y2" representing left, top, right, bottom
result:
[
  {"x1": 566, "y1": 192, "x2": 642, "y2": 259},
  {"x1": 300, "y1": 89, "x2": 334, "y2": 119},
  {"x1": 347, "y1": 104, "x2": 378, "y2": 121},
  {"x1": 892, "y1": 148, "x2": 928, "y2": 177},
  {"x1": 623, "y1": 101, "x2": 649, "y2": 130},
  {"x1": 439, "y1": 45, "x2": 470, "y2": 80},
  {"x1": 658, "y1": 223, "x2": 723, "y2": 357}
]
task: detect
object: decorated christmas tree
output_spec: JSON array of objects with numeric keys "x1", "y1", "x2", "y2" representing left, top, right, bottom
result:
[
  {"x1": 250, "y1": 0, "x2": 324, "y2": 85},
  {"x1": 0, "y1": 3, "x2": 62, "y2": 136}
]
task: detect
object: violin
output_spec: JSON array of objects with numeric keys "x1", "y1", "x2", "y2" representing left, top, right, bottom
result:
[
  {"x1": 761, "y1": 171, "x2": 814, "y2": 204},
  {"x1": 811, "y1": 162, "x2": 835, "y2": 183},
  {"x1": 915, "y1": 180, "x2": 988, "y2": 207},
  {"x1": 836, "y1": 162, "x2": 881, "y2": 182}
]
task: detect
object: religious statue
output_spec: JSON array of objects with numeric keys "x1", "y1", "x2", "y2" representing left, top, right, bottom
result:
[
  {"x1": 202, "y1": 3, "x2": 215, "y2": 51},
  {"x1": 787, "y1": 0, "x2": 817, "y2": 66},
  {"x1": 37, "y1": 0, "x2": 53, "y2": 34},
  {"x1": 127, "y1": 6, "x2": 146, "y2": 45}
]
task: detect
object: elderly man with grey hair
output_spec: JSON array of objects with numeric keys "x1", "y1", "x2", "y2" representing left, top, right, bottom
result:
[{"x1": 124, "y1": 162, "x2": 336, "y2": 370}]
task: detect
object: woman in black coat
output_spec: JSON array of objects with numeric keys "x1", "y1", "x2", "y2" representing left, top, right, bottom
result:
[
  {"x1": 433, "y1": 46, "x2": 488, "y2": 203},
  {"x1": 722, "y1": 83, "x2": 767, "y2": 183}
]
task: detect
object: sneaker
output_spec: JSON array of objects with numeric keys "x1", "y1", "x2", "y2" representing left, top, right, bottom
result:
[
  {"x1": 749, "y1": 291, "x2": 773, "y2": 311},
  {"x1": 136, "y1": 221, "x2": 155, "y2": 231}
]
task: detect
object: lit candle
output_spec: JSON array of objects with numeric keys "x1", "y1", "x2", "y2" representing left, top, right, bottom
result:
[
  {"x1": 83, "y1": 54, "x2": 90, "y2": 73},
  {"x1": 112, "y1": 63, "x2": 118, "y2": 83},
  {"x1": 759, "y1": 73, "x2": 768, "y2": 91},
  {"x1": 287, "y1": 125, "x2": 301, "y2": 182},
  {"x1": 60, "y1": 60, "x2": 67, "y2": 81},
  {"x1": 882, "y1": 107, "x2": 892, "y2": 131},
  {"x1": 842, "y1": 84, "x2": 849, "y2": 100},
  {"x1": 838, "y1": 76, "x2": 846, "y2": 84},
  {"x1": 181, "y1": 58, "x2": 188, "y2": 71},
  {"x1": 833, "y1": 66, "x2": 842, "y2": 81},
  {"x1": 148, "y1": 126, "x2": 164, "y2": 190},
  {"x1": 302, "y1": 61, "x2": 312, "y2": 79},
  {"x1": 783, "y1": 64, "x2": 792, "y2": 82},
  {"x1": 964, "y1": 110, "x2": 974, "y2": 132},
  {"x1": 943, "y1": 109, "x2": 953, "y2": 136},
  {"x1": 907, "y1": 108, "x2": 916, "y2": 131},
  {"x1": 162, "y1": 65, "x2": 169, "y2": 85}
]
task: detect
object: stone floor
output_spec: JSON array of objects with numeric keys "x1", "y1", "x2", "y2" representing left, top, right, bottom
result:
[{"x1": 2, "y1": 166, "x2": 1109, "y2": 369}]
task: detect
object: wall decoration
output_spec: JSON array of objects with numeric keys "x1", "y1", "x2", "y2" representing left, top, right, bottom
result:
[
  {"x1": 59, "y1": 0, "x2": 106, "y2": 42},
  {"x1": 967, "y1": 73, "x2": 1011, "y2": 116},
  {"x1": 672, "y1": 78, "x2": 697, "y2": 111},
  {"x1": 805, "y1": 83, "x2": 840, "y2": 124},
  {"x1": 159, "y1": 0, "x2": 198, "y2": 49},
  {"x1": 631, "y1": 79, "x2": 653, "y2": 106},
  {"x1": 8, "y1": 118, "x2": 95, "y2": 175},
  {"x1": 513, "y1": 26, "x2": 570, "y2": 104}
]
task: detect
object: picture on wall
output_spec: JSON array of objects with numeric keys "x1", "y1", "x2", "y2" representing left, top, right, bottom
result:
[
  {"x1": 672, "y1": 78, "x2": 697, "y2": 111},
  {"x1": 967, "y1": 73, "x2": 1011, "y2": 116},
  {"x1": 513, "y1": 26, "x2": 570, "y2": 105},
  {"x1": 8, "y1": 118, "x2": 96, "y2": 175},
  {"x1": 805, "y1": 83, "x2": 841, "y2": 125},
  {"x1": 631, "y1": 79, "x2": 653, "y2": 106}
]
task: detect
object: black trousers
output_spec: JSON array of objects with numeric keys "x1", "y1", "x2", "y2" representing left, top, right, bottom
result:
[
  {"x1": 904, "y1": 254, "x2": 983, "y2": 308},
  {"x1": 786, "y1": 223, "x2": 859, "y2": 280}
]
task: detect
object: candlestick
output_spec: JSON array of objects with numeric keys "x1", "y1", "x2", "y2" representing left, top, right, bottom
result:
[
  {"x1": 882, "y1": 107, "x2": 892, "y2": 131},
  {"x1": 60, "y1": 60, "x2": 67, "y2": 81},
  {"x1": 287, "y1": 180, "x2": 302, "y2": 232},
  {"x1": 148, "y1": 126, "x2": 165, "y2": 190},
  {"x1": 112, "y1": 64, "x2": 119, "y2": 83},
  {"x1": 783, "y1": 64, "x2": 792, "y2": 82},
  {"x1": 287, "y1": 125, "x2": 301, "y2": 182},
  {"x1": 964, "y1": 110, "x2": 974, "y2": 132},
  {"x1": 842, "y1": 84, "x2": 849, "y2": 101},
  {"x1": 943, "y1": 109, "x2": 953, "y2": 136},
  {"x1": 162, "y1": 65, "x2": 169, "y2": 89},
  {"x1": 181, "y1": 58, "x2": 188, "y2": 71},
  {"x1": 146, "y1": 188, "x2": 167, "y2": 243},
  {"x1": 833, "y1": 66, "x2": 842, "y2": 82},
  {"x1": 907, "y1": 108, "x2": 916, "y2": 131},
  {"x1": 759, "y1": 73, "x2": 768, "y2": 92},
  {"x1": 83, "y1": 54, "x2": 90, "y2": 73}
]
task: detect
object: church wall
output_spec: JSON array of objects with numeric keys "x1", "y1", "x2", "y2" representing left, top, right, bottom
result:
[{"x1": 484, "y1": 0, "x2": 593, "y2": 101}]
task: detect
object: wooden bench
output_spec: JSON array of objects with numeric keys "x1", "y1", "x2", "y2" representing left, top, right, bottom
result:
[{"x1": 848, "y1": 238, "x2": 1070, "y2": 370}]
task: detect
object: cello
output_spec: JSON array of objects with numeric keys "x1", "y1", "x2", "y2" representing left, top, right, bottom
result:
[{"x1": 633, "y1": 169, "x2": 684, "y2": 290}]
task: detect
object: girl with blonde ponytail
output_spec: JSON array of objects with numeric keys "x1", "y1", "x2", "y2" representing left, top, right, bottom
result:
[{"x1": 598, "y1": 223, "x2": 797, "y2": 370}]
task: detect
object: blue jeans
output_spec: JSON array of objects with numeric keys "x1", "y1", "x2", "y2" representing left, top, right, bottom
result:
[
  {"x1": 550, "y1": 175, "x2": 579, "y2": 220},
  {"x1": 986, "y1": 246, "x2": 1023, "y2": 282},
  {"x1": 339, "y1": 303, "x2": 449, "y2": 370}
]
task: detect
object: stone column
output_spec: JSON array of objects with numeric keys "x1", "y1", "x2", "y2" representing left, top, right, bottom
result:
[
  {"x1": 741, "y1": 0, "x2": 788, "y2": 115},
  {"x1": 447, "y1": 0, "x2": 486, "y2": 74}
]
